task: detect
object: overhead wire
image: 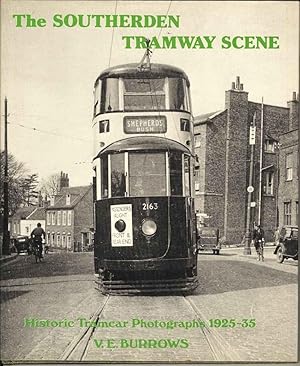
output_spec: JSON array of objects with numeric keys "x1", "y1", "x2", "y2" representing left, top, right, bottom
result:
[{"x1": 7, "y1": 120, "x2": 93, "y2": 143}]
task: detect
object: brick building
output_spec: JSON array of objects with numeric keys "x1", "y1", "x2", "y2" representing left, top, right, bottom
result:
[
  {"x1": 194, "y1": 77, "x2": 296, "y2": 243},
  {"x1": 45, "y1": 185, "x2": 93, "y2": 251},
  {"x1": 278, "y1": 93, "x2": 299, "y2": 228}
]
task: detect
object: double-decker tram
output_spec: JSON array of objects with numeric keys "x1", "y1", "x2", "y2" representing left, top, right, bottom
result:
[{"x1": 92, "y1": 60, "x2": 198, "y2": 294}]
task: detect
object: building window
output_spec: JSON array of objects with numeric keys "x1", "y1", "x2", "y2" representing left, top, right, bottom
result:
[
  {"x1": 67, "y1": 235, "x2": 72, "y2": 249},
  {"x1": 47, "y1": 232, "x2": 50, "y2": 245},
  {"x1": 47, "y1": 212, "x2": 51, "y2": 225},
  {"x1": 50, "y1": 196, "x2": 55, "y2": 206},
  {"x1": 51, "y1": 212, "x2": 56, "y2": 225},
  {"x1": 57, "y1": 211, "x2": 61, "y2": 225},
  {"x1": 286, "y1": 153, "x2": 293, "y2": 181},
  {"x1": 67, "y1": 211, "x2": 72, "y2": 226},
  {"x1": 57, "y1": 234, "x2": 61, "y2": 247},
  {"x1": 195, "y1": 168, "x2": 200, "y2": 179},
  {"x1": 264, "y1": 139, "x2": 275, "y2": 153},
  {"x1": 195, "y1": 134, "x2": 201, "y2": 148},
  {"x1": 62, "y1": 235, "x2": 66, "y2": 248},
  {"x1": 264, "y1": 171, "x2": 274, "y2": 195},
  {"x1": 13, "y1": 222, "x2": 17, "y2": 233},
  {"x1": 195, "y1": 182, "x2": 200, "y2": 194},
  {"x1": 66, "y1": 194, "x2": 71, "y2": 205},
  {"x1": 51, "y1": 233, "x2": 55, "y2": 245},
  {"x1": 62, "y1": 211, "x2": 66, "y2": 225},
  {"x1": 284, "y1": 202, "x2": 291, "y2": 225},
  {"x1": 296, "y1": 201, "x2": 298, "y2": 224}
]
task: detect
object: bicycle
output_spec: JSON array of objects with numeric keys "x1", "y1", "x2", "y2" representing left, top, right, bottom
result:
[
  {"x1": 255, "y1": 239, "x2": 264, "y2": 261},
  {"x1": 32, "y1": 242, "x2": 43, "y2": 263}
]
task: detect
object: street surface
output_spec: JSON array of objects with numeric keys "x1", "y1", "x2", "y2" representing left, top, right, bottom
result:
[{"x1": 0, "y1": 247, "x2": 297, "y2": 363}]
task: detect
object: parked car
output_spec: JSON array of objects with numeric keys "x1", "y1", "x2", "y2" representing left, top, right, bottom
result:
[
  {"x1": 274, "y1": 225, "x2": 298, "y2": 263},
  {"x1": 14, "y1": 235, "x2": 31, "y2": 254},
  {"x1": 197, "y1": 227, "x2": 221, "y2": 254}
]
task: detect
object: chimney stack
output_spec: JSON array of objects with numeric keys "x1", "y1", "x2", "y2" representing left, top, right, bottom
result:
[
  {"x1": 58, "y1": 171, "x2": 70, "y2": 192},
  {"x1": 287, "y1": 91, "x2": 299, "y2": 131},
  {"x1": 230, "y1": 77, "x2": 245, "y2": 91}
]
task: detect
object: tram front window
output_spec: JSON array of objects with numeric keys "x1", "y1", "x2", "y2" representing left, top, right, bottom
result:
[
  {"x1": 129, "y1": 152, "x2": 166, "y2": 196},
  {"x1": 111, "y1": 153, "x2": 126, "y2": 197},
  {"x1": 124, "y1": 78, "x2": 165, "y2": 111}
]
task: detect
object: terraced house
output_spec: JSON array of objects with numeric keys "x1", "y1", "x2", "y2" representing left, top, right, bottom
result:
[{"x1": 45, "y1": 185, "x2": 93, "y2": 251}]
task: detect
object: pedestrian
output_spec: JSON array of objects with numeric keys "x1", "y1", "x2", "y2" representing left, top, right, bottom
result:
[
  {"x1": 274, "y1": 227, "x2": 280, "y2": 246},
  {"x1": 252, "y1": 223, "x2": 265, "y2": 261}
]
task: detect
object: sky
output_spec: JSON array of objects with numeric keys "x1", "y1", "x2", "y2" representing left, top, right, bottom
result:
[{"x1": 1, "y1": 0, "x2": 299, "y2": 187}]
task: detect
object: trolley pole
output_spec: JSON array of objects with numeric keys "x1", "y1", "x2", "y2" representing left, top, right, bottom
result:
[
  {"x1": 2, "y1": 97, "x2": 10, "y2": 255},
  {"x1": 243, "y1": 112, "x2": 256, "y2": 255}
]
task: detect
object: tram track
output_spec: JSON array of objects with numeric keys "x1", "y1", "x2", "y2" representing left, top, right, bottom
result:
[
  {"x1": 61, "y1": 295, "x2": 110, "y2": 361},
  {"x1": 183, "y1": 295, "x2": 242, "y2": 361},
  {"x1": 58, "y1": 293, "x2": 242, "y2": 362}
]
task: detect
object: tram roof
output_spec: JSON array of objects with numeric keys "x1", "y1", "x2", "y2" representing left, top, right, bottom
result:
[
  {"x1": 97, "y1": 137, "x2": 190, "y2": 157},
  {"x1": 95, "y1": 63, "x2": 190, "y2": 86}
]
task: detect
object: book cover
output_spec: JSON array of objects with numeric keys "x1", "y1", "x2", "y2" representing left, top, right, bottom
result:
[{"x1": 1, "y1": 1, "x2": 298, "y2": 365}]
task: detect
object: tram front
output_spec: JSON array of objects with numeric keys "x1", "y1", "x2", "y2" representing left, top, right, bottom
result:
[{"x1": 92, "y1": 63, "x2": 198, "y2": 294}]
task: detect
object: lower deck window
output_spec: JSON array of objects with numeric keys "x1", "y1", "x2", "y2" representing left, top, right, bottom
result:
[
  {"x1": 129, "y1": 153, "x2": 166, "y2": 196},
  {"x1": 170, "y1": 151, "x2": 182, "y2": 195},
  {"x1": 100, "y1": 150, "x2": 192, "y2": 198},
  {"x1": 111, "y1": 153, "x2": 126, "y2": 197}
]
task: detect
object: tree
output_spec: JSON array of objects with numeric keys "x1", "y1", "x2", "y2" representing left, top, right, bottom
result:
[
  {"x1": 39, "y1": 173, "x2": 60, "y2": 198},
  {"x1": 20, "y1": 173, "x2": 39, "y2": 206},
  {"x1": 0, "y1": 151, "x2": 34, "y2": 215}
]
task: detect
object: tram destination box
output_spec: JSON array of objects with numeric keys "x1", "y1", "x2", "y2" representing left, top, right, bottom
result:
[{"x1": 124, "y1": 115, "x2": 167, "y2": 133}]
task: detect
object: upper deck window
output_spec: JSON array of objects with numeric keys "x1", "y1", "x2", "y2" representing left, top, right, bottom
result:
[
  {"x1": 123, "y1": 78, "x2": 166, "y2": 111},
  {"x1": 169, "y1": 78, "x2": 190, "y2": 112},
  {"x1": 100, "y1": 78, "x2": 119, "y2": 113},
  {"x1": 93, "y1": 80, "x2": 101, "y2": 117}
]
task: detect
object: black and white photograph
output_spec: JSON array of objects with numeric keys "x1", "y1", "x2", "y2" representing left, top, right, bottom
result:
[{"x1": 0, "y1": 0, "x2": 298, "y2": 364}]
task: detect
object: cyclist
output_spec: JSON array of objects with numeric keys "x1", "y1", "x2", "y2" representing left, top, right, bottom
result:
[
  {"x1": 252, "y1": 223, "x2": 265, "y2": 261},
  {"x1": 30, "y1": 223, "x2": 46, "y2": 259}
]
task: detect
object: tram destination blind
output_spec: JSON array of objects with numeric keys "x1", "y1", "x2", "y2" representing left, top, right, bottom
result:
[{"x1": 124, "y1": 116, "x2": 167, "y2": 134}]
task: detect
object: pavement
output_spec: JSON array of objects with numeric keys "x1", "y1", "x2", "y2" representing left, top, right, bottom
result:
[{"x1": 0, "y1": 253, "x2": 18, "y2": 266}]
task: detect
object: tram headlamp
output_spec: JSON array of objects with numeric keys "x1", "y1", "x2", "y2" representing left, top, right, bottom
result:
[
  {"x1": 115, "y1": 219, "x2": 126, "y2": 232},
  {"x1": 141, "y1": 219, "x2": 157, "y2": 237}
]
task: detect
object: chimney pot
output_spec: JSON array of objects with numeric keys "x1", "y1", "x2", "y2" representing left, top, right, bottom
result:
[
  {"x1": 231, "y1": 82, "x2": 235, "y2": 89},
  {"x1": 292, "y1": 91, "x2": 297, "y2": 100},
  {"x1": 236, "y1": 76, "x2": 240, "y2": 89},
  {"x1": 240, "y1": 83, "x2": 243, "y2": 91}
]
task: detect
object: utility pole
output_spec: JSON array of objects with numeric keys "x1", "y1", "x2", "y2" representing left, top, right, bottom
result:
[
  {"x1": 258, "y1": 97, "x2": 264, "y2": 226},
  {"x1": 243, "y1": 112, "x2": 256, "y2": 255},
  {"x1": 2, "y1": 97, "x2": 10, "y2": 255}
]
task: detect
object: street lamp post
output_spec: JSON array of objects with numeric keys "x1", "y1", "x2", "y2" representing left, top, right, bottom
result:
[
  {"x1": 3, "y1": 97, "x2": 10, "y2": 255},
  {"x1": 243, "y1": 113, "x2": 256, "y2": 255}
]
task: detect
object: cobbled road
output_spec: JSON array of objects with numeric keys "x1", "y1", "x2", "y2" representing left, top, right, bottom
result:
[{"x1": 0, "y1": 248, "x2": 297, "y2": 363}]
